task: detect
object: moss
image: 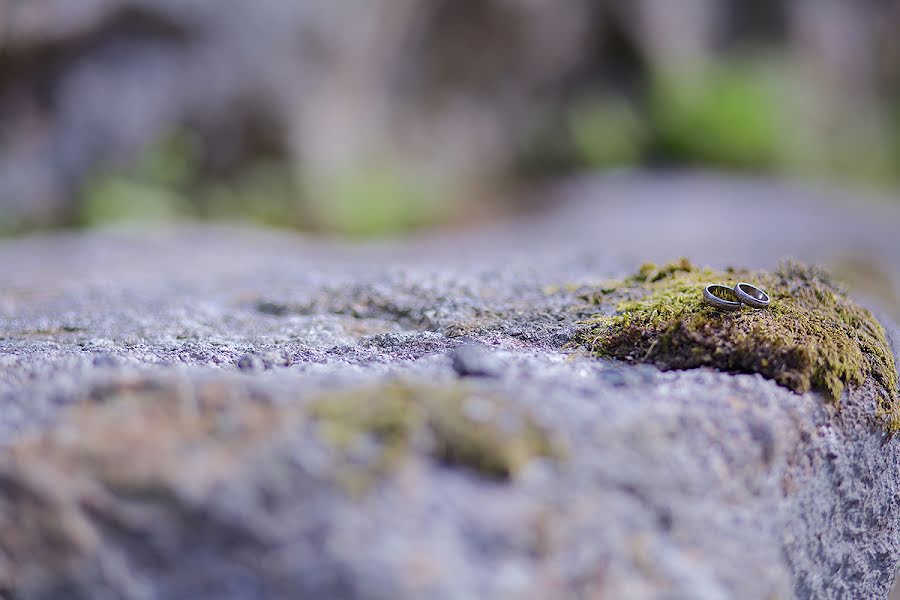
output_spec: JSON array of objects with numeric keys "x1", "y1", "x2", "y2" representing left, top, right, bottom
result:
[
  {"x1": 629, "y1": 257, "x2": 696, "y2": 284},
  {"x1": 307, "y1": 382, "x2": 560, "y2": 483},
  {"x1": 577, "y1": 259, "x2": 900, "y2": 432},
  {"x1": 307, "y1": 383, "x2": 422, "y2": 484},
  {"x1": 18, "y1": 325, "x2": 84, "y2": 336},
  {"x1": 425, "y1": 387, "x2": 560, "y2": 479},
  {"x1": 35, "y1": 379, "x2": 561, "y2": 505}
]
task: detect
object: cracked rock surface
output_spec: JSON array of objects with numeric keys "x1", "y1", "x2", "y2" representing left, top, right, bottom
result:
[{"x1": 1, "y1": 173, "x2": 900, "y2": 599}]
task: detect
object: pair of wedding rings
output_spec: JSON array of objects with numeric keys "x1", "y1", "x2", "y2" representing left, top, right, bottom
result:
[{"x1": 703, "y1": 282, "x2": 770, "y2": 311}]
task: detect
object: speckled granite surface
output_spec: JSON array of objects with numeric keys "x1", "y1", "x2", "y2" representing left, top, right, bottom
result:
[{"x1": 1, "y1": 173, "x2": 899, "y2": 599}]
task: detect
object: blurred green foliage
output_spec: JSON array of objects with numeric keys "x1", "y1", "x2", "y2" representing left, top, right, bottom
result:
[
  {"x1": 79, "y1": 132, "x2": 195, "y2": 225},
  {"x1": 648, "y1": 60, "x2": 783, "y2": 169},
  {"x1": 568, "y1": 95, "x2": 647, "y2": 168},
  {"x1": 561, "y1": 54, "x2": 900, "y2": 188},
  {"x1": 78, "y1": 132, "x2": 444, "y2": 237},
  {"x1": 75, "y1": 53, "x2": 900, "y2": 237},
  {"x1": 199, "y1": 162, "x2": 300, "y2": 227},
  {"x1": 562, "y1": 58, "x2": 784, "y2": 171},
  {"x1": 306, "y1": 164, "x2": 439, "y2": 237}
]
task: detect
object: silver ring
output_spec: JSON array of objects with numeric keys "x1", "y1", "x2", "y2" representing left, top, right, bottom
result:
[
  {"x1": 703, "y1": 284, "x2": 742, "y2": 311},
  {"x1": 733, "y1": 282, "x2": 770, "y2": 309}
]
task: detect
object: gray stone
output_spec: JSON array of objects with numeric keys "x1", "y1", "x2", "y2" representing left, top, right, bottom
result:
[
  {"x1": 450, "y1": 344, "x2": 503, "y2": 379},
  {"x1": 0, "y1": 174, "x2": 899, "y2": 599}
]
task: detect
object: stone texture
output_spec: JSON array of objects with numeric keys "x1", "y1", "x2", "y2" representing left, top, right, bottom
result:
[{"x1": 0, "y1": 173, "x2": 900, "y2": 598}]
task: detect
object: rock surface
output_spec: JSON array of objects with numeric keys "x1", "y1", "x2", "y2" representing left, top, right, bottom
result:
[{"x1": 1, "y1": 173, "x2": 900, "y2": 598}]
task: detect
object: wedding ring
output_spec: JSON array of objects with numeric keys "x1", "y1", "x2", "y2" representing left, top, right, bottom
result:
[
  {"x1": 703, "y1": 284, "x2": 742, "y2": 311},
  {"x1": 734, "y1": 282, "x2": 770, "y2": 309}
]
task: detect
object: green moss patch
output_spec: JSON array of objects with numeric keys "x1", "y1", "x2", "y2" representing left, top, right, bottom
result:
[
  {"x1": 308, "y1": 382, "x2": 560, "y2": 483},
  {"x1": 22, "y1": 379, "x2": 561, "y2": 508},
  {"x1": 577, "y1": 260, "x2": 900, "y2": 431}
]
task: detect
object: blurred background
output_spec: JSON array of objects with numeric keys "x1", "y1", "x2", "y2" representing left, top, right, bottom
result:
[{"x1": 1, "y1": 0, "x2": 900, "y2": 237}]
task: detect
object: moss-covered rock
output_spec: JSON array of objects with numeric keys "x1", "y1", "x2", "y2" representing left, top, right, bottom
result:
[
  {"x1": 577, "y1": 259, "x2": 900, "y2": 431},
  {"x1": 2, "y1": 379, "x2": 561, "y2": 526}
]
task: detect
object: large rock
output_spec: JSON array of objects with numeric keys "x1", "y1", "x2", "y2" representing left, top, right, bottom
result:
[{"x1": 1, "y1": 174, "x2": 900, "y2": 598}]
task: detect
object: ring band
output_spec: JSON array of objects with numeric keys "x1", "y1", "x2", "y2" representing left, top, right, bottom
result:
[
  {"x1": 703, "y1": 284, "x2": 742, "y2": 311},
  {"x1": 734, "y1": 282, "x2": 770, "y2": 309}
]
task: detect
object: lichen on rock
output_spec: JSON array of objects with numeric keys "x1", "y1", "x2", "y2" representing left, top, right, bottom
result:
[
  {"x1": 0, "y1": 378, "x2": 564, "y2": 591},
  {"x1": 577, "y1": 259, "x2": 900, "y2": 431},
  {"x1": 309, "y1": 382, "x2": 561, "y2": 482}
]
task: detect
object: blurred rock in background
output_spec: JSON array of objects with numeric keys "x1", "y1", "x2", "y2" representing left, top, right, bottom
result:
[{"x1": 1, "y1": 0, "x2": 899, "y2": 235}]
